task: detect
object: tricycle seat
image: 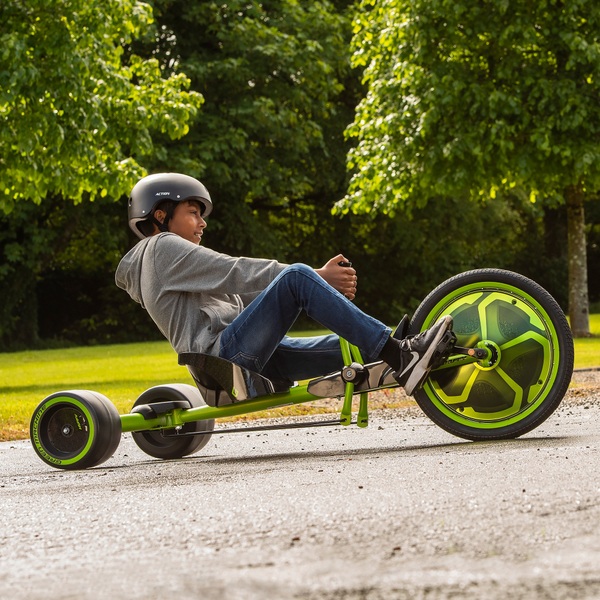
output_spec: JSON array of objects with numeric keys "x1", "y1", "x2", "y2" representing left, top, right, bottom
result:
[{"x1": 178, "y1": 353, "x2": 291, "y2": 407}]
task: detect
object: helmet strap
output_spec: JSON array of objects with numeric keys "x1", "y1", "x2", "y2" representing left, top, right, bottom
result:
[
  {"x1": 151, "y1": 215, "x2": 169, "y2": 233},
  {"x1": 151, "y1": 201, "x2": 176, "y2": 233}
]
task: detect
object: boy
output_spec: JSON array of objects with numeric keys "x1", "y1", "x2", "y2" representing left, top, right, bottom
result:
[{"x1": 116, "y1": 173, "x2": 453, "y2": 394}]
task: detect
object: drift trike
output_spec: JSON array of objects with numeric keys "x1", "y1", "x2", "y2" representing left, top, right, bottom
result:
[{"x1": 30, "y1": 268, "x2": 574, "y2": 470}]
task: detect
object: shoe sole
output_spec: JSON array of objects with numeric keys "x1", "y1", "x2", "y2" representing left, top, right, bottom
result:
[{"x1": 402, "y1": 315, "x2": 453, "y2": 395}]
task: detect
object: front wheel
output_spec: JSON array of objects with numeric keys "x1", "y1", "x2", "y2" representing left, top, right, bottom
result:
[
  {"x1": 30, "y1": 390, "x2": 122, "y2": 470},
  {"x1": 410, "y1": 269, "x2": 574, "y2": 441}
]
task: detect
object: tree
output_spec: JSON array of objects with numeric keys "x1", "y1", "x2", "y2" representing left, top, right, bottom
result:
[
  {"x1": 0, "y1": 0, "x2": 361, "y2": 348},
  {"x1": 339, "y1": 0, "x2": 600, "y2": 335},
  {"x1": 143, "y1": 0, "x2": 352, "y2": 256},
  {"x1": 0, "y1": 0, "x2": 203, "y2": 212},
  {"x1": 0, "y1": 0, "x2": 203, "y2": 349}
]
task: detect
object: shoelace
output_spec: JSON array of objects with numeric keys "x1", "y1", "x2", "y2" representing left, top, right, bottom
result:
[{"x1": 399, "y1": 335, "x2": 417, "y2": 351}]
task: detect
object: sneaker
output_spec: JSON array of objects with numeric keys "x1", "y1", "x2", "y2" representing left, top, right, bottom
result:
[{"x1": 393, "y1": 315, "x2": 454, "y2": 395}]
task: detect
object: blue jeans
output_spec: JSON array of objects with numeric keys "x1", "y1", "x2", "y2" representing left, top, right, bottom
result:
[{"x1": 218, "y1": 263, "x2": 391, "y2": 382}]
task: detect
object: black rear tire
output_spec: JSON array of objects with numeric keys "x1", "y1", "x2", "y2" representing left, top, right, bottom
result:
[
  {"x1": 131, "y1": 384, "x2": 214, "y2": 459},
  {"x1": 31, "y1": 390, "x2": 121, "y2": 470},
  {"x1": 410, "y1": 269, "x2": 574, "y2": 441}
]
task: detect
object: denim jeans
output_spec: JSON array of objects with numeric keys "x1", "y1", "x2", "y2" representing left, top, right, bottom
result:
[{"x1": 218, "y1": 263, "x2": 391, "y2": 382}]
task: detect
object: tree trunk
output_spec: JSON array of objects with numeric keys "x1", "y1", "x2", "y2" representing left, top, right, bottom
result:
[{"x1": 565, "y1": 184, "x2": 590, "y2": 337}]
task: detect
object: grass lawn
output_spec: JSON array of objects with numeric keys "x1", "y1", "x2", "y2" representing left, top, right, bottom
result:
[{"x1": 1, "y1": 316, "x2": 599, "y2": 442}]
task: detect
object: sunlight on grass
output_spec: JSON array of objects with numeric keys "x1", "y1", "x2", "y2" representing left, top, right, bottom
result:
[
  {"x1": 0, "y1": 342, "x2": 192, "y2": 441},
  {"x1": 568, "y1": 313, "x2": 600, "y2": 369}
]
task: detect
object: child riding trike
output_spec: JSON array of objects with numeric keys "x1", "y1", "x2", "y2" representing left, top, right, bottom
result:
[{"x1": 30, "y1": 268, "x2": 574, "y2": 470}]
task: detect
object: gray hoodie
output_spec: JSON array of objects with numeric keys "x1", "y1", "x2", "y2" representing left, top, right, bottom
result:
[{"x1": 115, "y1": 232, "x2": 287, "y2": 356}]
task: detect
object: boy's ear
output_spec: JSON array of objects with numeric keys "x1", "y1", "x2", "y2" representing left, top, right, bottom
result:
[{"x1": 154, "y1": 209, "x2": 166, "y2": 225}]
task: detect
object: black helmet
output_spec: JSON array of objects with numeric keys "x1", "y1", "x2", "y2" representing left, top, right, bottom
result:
[{"x1": 128, "y1": 173, "x2": 213, "y2": 239}]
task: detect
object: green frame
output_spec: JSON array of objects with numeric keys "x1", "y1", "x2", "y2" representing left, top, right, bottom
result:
[{"x1": 119, "y1": 339, "x2": 374, "y2": 434}]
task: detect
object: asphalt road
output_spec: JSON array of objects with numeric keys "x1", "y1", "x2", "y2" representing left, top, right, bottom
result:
[{"x1": 1, "y1": 373, "x2": 599, "y2": 600}]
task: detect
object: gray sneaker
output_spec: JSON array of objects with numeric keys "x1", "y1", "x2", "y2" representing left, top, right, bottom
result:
[{"x1": 393, "y1": 315, "x2": 454, "y2": 395}]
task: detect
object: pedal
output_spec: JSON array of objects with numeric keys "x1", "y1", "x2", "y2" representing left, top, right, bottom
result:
[
  {"x1": 431, "y1": 330, "x2": 457, "y2": 368},
  {"x1": 453, "y1": 345, "x2": 490, "y2": 360}
]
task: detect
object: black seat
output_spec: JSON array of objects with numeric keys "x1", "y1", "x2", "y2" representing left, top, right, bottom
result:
[{"x1": 178, "y1": 353, "x2": 291, "y2": 407}]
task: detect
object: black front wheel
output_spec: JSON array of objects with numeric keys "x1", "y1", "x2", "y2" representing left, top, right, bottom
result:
[
  {"x1": 410, "y1": 269, "x2": 574, "y2": 441},
  {"x1": 30, "y1": 390, "x2": 122, "y2": 470}
]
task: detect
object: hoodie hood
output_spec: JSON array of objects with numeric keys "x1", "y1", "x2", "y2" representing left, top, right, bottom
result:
[{"x1": 115, "y1": 237, "x2": 152, "y2": 308}]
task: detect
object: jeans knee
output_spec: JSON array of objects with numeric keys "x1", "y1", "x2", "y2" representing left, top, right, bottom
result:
[{"x1": 283, "y1": 263, "x2": 314, "y2": 278}]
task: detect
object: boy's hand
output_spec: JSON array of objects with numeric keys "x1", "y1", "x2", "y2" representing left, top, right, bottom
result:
[{"x1": 315, "y1": 254, "x2": 358, "y2": 300}]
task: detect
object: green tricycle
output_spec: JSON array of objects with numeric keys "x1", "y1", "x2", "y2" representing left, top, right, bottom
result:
[{"x1": 30, "y1": 268, "x2": 574, "y2": 470}]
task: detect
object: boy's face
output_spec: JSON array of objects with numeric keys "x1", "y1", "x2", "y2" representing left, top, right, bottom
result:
[{"x1": 162, "y1": 200, "x2": 206, "y2": 245}]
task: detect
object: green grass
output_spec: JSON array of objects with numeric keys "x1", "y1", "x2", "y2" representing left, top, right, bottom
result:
[
  {"x1": 2, "y1": 317, "x2": 599, "y2": 442},
  {"x1": 568, "y1": 313, "x2": 600, "y2": 369},
  {"x1": 0, "y1": 342, "x2": 189, "y2": 441}
]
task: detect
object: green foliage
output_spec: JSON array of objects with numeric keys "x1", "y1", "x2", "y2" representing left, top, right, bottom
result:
[
  {"x1": 2, "y1": 0, "x2": 593, "y2": 348},
  {"x1": 0, "y1": 0, "x2": 360, "y2": 349},
  {"x1": 0, "y1": 193, "x2": 169, "y2": 350},
  {"x1": 0, "y1": 203, "x2": 48, "y2": 348},
  {"x1": 340, "y1": 0, "x2": 600, "y2": 214},
  {"x1": 144, "y1": 0, "x2": 353, "y2": 255},
  {"x1": 342, "y1": 193, "x2": 563, "y2": 322},
  {"x1": 0, "y1": 0, "x2": 204, "y2": 349},
  {"x1": 0, "y1": 0, "x2": 203, "y2": 211}
]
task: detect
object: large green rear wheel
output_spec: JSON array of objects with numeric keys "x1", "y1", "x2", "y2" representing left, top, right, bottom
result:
[{"x1": 410, "y1": 269, "x2": 574, "y2": 441}]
